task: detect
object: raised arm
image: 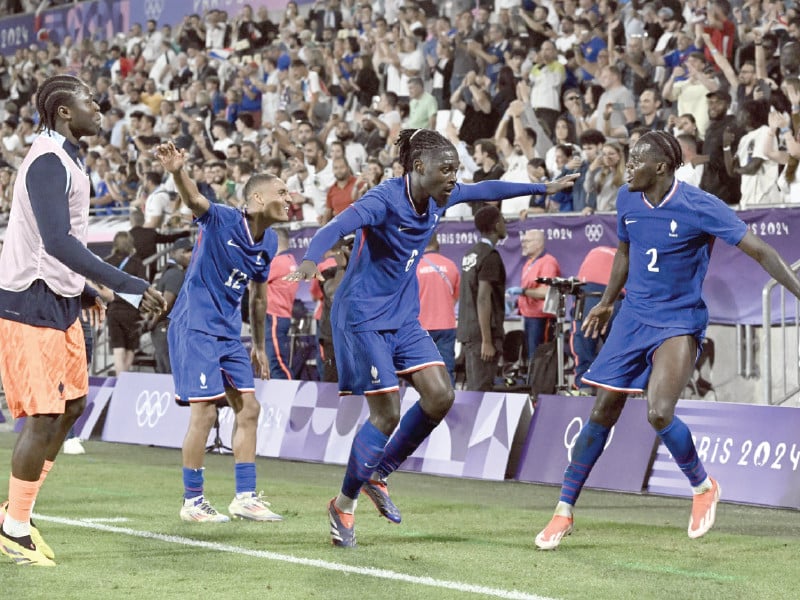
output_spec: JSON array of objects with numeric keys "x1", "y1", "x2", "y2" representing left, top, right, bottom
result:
[{"x1": 154, "y1": 141, "x2": 210, "y2": 218}]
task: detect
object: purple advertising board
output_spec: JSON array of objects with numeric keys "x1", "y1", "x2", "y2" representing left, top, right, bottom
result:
[
  {"x1": 648, "y1": 400, "x2": 800, "y2": 509},
  {"x1": 289, "y1": 208, "x2": 800, "y2": 325},
  {"x1": 515, "y1": 395, "x2": 656, "y2": 493},
  {"x1": 398, "y1": 389, "x2": 531, "y2": 481}
]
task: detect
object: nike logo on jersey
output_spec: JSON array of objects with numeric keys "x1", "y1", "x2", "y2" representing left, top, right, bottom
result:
[
  {"x1": 227, "y1": 239, "x2": 241, "y2": 248},
  {"x1": 398, "y1": 226, "x2": 413, "y2": 232},
  {"x1": 624, "y1": 219, "x2": 637, "y2": 225}
]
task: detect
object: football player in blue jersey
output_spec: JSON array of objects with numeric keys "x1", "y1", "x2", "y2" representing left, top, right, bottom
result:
[
  {"x1": 536, "y1": 131, "x2": 800, "y2": 550},
  {"x1": 286, "y1": 128, "x2": 578, "y2": 547},
  {"x1": 155, "y1": 141, "x2": 289, "y2": 523}
]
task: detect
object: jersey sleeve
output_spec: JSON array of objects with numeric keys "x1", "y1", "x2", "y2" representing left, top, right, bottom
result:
[
  {"x1": 448, "y1": 180, "x2": 546, "y2": 207},
  {"x1": 695, "y1": 193, "x2": 748, "y2": 246}
]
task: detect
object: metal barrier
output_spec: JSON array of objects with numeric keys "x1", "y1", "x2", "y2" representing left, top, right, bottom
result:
[{"x1": 761, "y1": 259, "x2": 800, "y2": 405}]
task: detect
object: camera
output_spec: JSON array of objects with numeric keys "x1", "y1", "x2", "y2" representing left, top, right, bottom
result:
[{"x1": 536, "y1": 277, "x2": 585, "y2": 295}]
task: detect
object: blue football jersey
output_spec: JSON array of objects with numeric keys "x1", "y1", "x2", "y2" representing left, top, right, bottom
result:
[
  {"x1": 170, "y1": 203, "x2": 277, "y2": 339},
  {"x1": 616, "y1": 179, "x2": 747, "y2": 329},
  {"x1": 325, "y1": 176, "x2": 545, "y2": 332}
]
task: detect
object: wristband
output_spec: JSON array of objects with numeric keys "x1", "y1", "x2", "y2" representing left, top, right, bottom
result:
[{"x1": 722, "y1": 146, "x2": 731, "y2": 152}]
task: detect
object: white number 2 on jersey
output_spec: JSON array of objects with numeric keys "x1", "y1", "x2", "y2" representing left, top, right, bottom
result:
[
  {"x1": 405, "y1": 249, "x2": 419, "y2": 272},
  {"x1": 224, "y1": 268, "x2": 249, "y2": 289},
  {"x1": 646, "y1": 248, "x2": 660, "y2": 272}
]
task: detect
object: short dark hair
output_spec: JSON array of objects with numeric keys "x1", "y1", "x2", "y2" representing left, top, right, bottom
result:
[
  {"x1": 243, "y1": 173, "x2": 277, "y2": 201},
  {"x1": 474, "y1": 205, "x2": 501, "y2": 235},
  {"x1": 578, "y1": 129, "x2": 606, "y2": 146}
]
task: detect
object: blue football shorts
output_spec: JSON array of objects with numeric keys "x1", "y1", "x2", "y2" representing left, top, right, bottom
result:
[
  {"x1": 332, "y1": 320, "x2": 444, "y2": 396},
  {"x1": 581, "y1": 307, "x2": 704, "y2": 394},
  {"x1": 168, "y1": 315, "x2": 255, "y2": 402}
]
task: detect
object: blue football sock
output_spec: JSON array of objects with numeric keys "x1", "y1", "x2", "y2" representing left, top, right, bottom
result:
[
  {"x1": 559, "y1": 420, "x2": 611, "y2": 506},
  {"x1": 183, "y1": 467, "x2": 204, "y2": 500},
  {"x1": 377, "y1": 401, "x2": 440, "y2": 479},
  {"x1": 658, "y1": 416, "x2": 707, "y2": 487},
  {"x1": 234, "y1": 462, "x2": 257, "y2": 495},
  {"x1": 341, "y1": 420, "x2": 389, "y2": 500}
]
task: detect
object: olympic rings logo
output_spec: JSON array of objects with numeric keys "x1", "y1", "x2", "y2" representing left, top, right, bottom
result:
[
  {"x1": 135, "y1": 390, "x2": 171, "y2": 428},
  {"x1": 584, "y1": 224, "x2": 604, "y2": 243},
  {"x1": 144, "y1": 0, "x2": 165, "y2": 21},
  {"x1": 563, "y1": 417, "x2": 615, "y2": 461}
]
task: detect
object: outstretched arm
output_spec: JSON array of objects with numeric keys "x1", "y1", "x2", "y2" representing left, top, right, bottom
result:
[
  {"x1": 737, "y1": 231, "x2": 800, "y2": 299},
  {"x1": 154, "y1": 141, "x2": 211, "y2": 218},
  {"x1": 451, "y1": 173, "x2": 579, "y2": 204}
]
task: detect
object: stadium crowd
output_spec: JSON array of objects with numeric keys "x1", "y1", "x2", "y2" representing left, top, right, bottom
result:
[{"x1": 0, "y1": 0, "x2": 799, "y2": 389}]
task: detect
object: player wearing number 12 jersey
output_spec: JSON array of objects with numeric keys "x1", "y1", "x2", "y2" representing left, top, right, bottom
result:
[
  {"x1": 156, "y1": 141, "x2": 288, "y2": 524},
  {"x1": 536, "y1": 131, "x2": 800, "y2": 550},
  {"x1": 287, "y1": 129, "x2": 579, "y2": 547}
]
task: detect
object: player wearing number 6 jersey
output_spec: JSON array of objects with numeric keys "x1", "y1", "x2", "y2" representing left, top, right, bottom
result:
[
  {"x1": 536, "y1": 131, "x2": 800, "y2": 550},
  {"x1": 155, "y1": 141, "x2": 289, "y2": 524},
  {"x1": 287, "y1": 128, "x2": 578, "y2": 547}
]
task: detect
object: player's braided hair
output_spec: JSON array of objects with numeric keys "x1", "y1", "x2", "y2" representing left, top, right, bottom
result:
[
  {"x1": 395, "y1": 129, "x2": 456, "y2": 174},
  {"x1": 638, "y1": 130, "x2": 683, "y2": 171},
  {"x1": 35, "y1": 75, "x2": 86, "y2": 133}
]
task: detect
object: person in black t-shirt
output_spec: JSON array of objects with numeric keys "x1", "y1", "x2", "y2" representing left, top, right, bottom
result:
[{"x1": 457, "y1": 205, "x2": 507, "y2": 392}]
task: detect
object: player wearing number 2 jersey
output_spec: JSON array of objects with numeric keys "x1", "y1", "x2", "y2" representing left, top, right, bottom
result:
[
  {"x1": 536, "y1": 131, "x2": 800, "y2": 550},
  {"x1": 156, "y1": 141, "x2": 289, "y2": 524},
  {"x1": 287, "y1": 129, "x2": 579, "y2": 547}
]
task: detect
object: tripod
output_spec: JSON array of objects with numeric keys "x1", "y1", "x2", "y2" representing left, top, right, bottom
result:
[
  {"x1": 538, "y1": 277, "x2": 585, "y2": 394},
  {"x1": 206, "y1": 403, "x2": 232, "y2": 454}
]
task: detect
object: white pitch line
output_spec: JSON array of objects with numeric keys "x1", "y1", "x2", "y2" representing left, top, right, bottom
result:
[
  {"x1": 79, "y1": 517, "x2": 130, "y2": 523},
  {"x1": 34, "y1": 514, "x2": 557, "y2": 600}
]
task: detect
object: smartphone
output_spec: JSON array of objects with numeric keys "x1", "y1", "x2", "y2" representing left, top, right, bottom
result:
[{"x1": 612, "y1": 102, "x2": 624, "y2": 110}]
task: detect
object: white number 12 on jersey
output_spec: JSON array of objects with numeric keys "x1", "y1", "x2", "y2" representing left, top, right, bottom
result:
[
  {"x1": 646, "y1": 248, "x2": 660, "y2": 272},
  {"x1": 224, "y1": 268, "x2": 249, "y2": 289}
]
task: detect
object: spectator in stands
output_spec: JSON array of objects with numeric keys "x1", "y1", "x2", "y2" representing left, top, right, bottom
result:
[
  {"x1": 588, "y1": 65, "x2": 636, "y2": 143},
  {"x1": 528, "y1": 40, "x2": 565, "y2": 141},
  {"x1": 104, "y1": 231, "x2": 147, "y2": 375},
  {"x1": 699, "y1": 89, "x2": 741, "y2": 205},
  {"x1": 571, "y1": 128, "x2": 606, "y2": 213},
  {"x1": 725, "y1": 99, "x2": 781, "y2": 207},
  {"x1": 155, "y1": 140, "x2": 287, "y2": 524},
  {"x1": 417, "y1": 236, "x2": 460, "y2": 386},
  {"x1": 323, "y1": 156, "x2": 359, "y2": 224},
  {"x1": 663, "y1": 52, "x2": 719, "y2": 140},
  {"x1": 265, "y1": 228, "x2": 299, "y2": 379},
  {"x1": 509, "y1": 229, "x2": 560, "y2": 364},
  {"x1": 149, "y1": 238, "x2": 193, "y2": 374},
  {"x1": 302, "y1": 137, "x2": 335, "y2": 223},
  {"x1": 458, "y1": 205, "x2": 508, "y2": 392},
  {"x1": 545, "y1": 117, "x2": 580, "y2": 178},
  {"x1": 128, "y1": 208, "x2": 191, "y2": 282},
  {"x1": 631, "y1": 87, "x2": 668, "y2": 133},
  {"x1": 450, "y1": 70, "x2": 501, "y2": 146},
  {"x1": 675, "y1": 134, "x2": 705, "y2": 187},
  {"x1": 586, "y1": 140, "x2": 625, "y2": 212},
  {"x1": 135, "y1": 171, "x2": 173, "y2": 229},
  {"x1": 569, "y1": 245, "x2": 620, "y2": 395},
  {"x1": 405, "y1": 76, "x2": 438, "y2": 130}
]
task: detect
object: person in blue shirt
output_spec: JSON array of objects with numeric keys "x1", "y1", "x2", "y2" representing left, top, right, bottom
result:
[
  {"x1": 535, "y1": 131, "x2": 800, "y2": 550},
  {"x1": 287, "y1": 128, "x2": 578, "y2": 547},
  {"x1": 154, "y1": 141, "x2": 290, "y2": 524}
]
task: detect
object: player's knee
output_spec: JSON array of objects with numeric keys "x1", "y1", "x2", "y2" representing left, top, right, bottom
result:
[
  {"x1": 647, "y1": 406, "x2": 674, "y2": 431},
  {"x1": 371, "y1": 404, "x2": 401, "y2": 434},
  {"x1": 63, "y1": 396, "x2": 87, "y2": 422},
  {"x1": 423, "y1": 384, "x2": 455, "y2": 421},
  {"x1": 236, "y1": 397, "x2": 261, "y2": 425}
]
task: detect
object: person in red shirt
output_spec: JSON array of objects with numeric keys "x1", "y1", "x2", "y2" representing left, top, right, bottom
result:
[
  {"x1": 416, "y1": 237, "x2": 460, "y2": 385},
  {"x1": 509, "y1": 229, "x2": 560, "y2": 363},
  {"x1": 265, "y1": 228, "x2": 299, "y2": 379},
  {"x1": 322, "y1": 157, "x2": 359, "y2": 224},
  {"x1": 700, "y1": 0, "x2": 736, "y2": 62},
  {"x1": 569, "y1": 245, "x2": 621, "y2": 394}
]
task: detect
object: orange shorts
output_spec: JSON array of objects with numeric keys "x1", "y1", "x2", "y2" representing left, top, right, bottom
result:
[{"x1": 0, "y1": 317, "x2": 88, "y2": 418}]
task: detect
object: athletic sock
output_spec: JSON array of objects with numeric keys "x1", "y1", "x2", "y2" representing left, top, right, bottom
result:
[
  {"x1": 657, "y1": 416, "x2": 708, "y2": 488},
  {"x1": 559, "y1": 420, "x2": 611, "y2": 506},
  {"x1": 183, "y1": 467, "x2": 204, "y2": 500},
  {"x1": 341, "y1": 420, "x2": 388, "y2": 500},
  {"x1": 376, "y1": 401, "x2": 440, "y2": 479},
  {"x1": 4, "y1": 476, "x2": 38, "y2": 537},
  {"x1": 234, "y1": 462, "x2": 256, "y2": 496}
]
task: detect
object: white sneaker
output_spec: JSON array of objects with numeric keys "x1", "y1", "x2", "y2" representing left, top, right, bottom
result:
[
  {"x1": 228, "y1": 492, "x2": 283, "y2": 521},
  {"x1": 62, "y1": 438, "x2": 86, "y2": 455},
  {"x1": 180, "y1": 496, "x2": 230, "y2": 523}
]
